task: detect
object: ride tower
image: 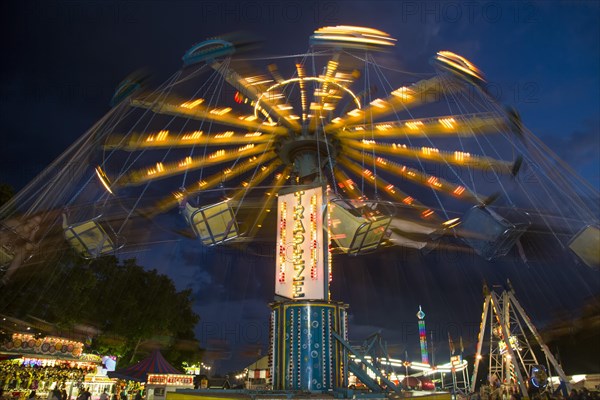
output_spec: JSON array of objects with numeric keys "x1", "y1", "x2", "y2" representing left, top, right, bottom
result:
[
  {"x1": 417, "y1": 306, "x2": 430, "y2": 365},
  {"x1": 471, "y1": 282, "x2": 570, "y2": 398},
  {"x1": 267, "y1": 27, "x2": 398, "y2": 391},
  {"x1": 269, "y1": 180, "x2": 349, "y2": 390}
]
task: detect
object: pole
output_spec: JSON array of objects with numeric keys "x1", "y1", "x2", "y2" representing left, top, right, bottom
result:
[
  {"x1": 452, "y1": 368, "x2": 458, "y2": 399},
  {"x1": 430, "y1": 331, "x2": 435, "y2": 367}
]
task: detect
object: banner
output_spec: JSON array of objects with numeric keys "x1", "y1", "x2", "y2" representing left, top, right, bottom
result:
[{"x1": 275, "y1": 186, "x2": 326, "y2": 300}]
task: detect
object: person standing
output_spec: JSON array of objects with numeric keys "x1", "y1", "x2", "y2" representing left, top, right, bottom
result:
[{"x1": 100, "y1": 390, "x2": 109, "y2": 400}]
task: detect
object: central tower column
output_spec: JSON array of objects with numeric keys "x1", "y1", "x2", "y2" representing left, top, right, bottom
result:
[{"x1": 268, "y1": 158, "x2": 348, "y2": 391}]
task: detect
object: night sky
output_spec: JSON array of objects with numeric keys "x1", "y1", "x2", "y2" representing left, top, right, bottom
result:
[{"x1": 1, "y1": 1, "x2": 599, "y2": 374}]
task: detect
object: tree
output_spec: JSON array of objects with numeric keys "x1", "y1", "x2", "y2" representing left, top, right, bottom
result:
[
  {"x1": 0, "y1": 253, "x2": 202, "y2": 368},
  {"x1": 0, "y1": 183, "x2": 14, "y2": 208}
]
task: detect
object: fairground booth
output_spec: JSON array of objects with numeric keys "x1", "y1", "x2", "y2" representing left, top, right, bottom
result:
[
  {"x1": 0, "y1": 333, "x2": 116, "y2": 400},
  {"x1": 243, "y1": 356, "x2": 269, "y2": 390},
  {"x1": 108, "y1": 350, "x2": 193, "y2": 400}
]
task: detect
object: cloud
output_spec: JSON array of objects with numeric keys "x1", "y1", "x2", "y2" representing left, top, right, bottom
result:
[{"x1": 541, "y1": 118, "x2": 600, "y2": 187}]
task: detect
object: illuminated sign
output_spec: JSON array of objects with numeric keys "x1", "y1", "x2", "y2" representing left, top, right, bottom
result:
[
  {"x1": 275, "y1": 186, "x2": 326, "y2": 300},
  {"x1": 499, "y1": 336, "x2": 521, "y2": 355},
  {"x1": 146, "y1": 374, "x2": 194, "y2": 386},
  {"x1": 450, "y1": 355, "x2": 462, "y2": 367},
  {"x1": 0, "y1": 333, "x2": 84, "y2": 358},
  {"x1": 84, "y1": 376, "x2": 116, "y2": 383}
]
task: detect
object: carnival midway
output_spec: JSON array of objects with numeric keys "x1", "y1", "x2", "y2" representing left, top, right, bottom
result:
[{"x1": 1, "y1": 25, "x2": 599, "y2": 400}]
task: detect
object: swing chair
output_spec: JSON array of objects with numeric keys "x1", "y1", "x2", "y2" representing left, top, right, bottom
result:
[
  {"x1": 1, "y1": 218, "x2": 39, "y2": 270},
  {"x1": 181, "y1": 199, "x2": 239, "y2": 246},
  {"x1": 328, "y1": 197, "x2": 392, "y2": 255},
  {"x1": 568, "y1": 225, "x2": 599, "y2": 268},
  {"x1": 460, "y1": 205, "x2": 529, "y2": 260},
  {"x1": 62, "y1": 213, "x2": 122, "y2": 259}
]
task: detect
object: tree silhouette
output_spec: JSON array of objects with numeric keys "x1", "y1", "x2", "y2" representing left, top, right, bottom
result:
[{"x1": 0, "y1": 254, "x2": 202, "y2": 368}]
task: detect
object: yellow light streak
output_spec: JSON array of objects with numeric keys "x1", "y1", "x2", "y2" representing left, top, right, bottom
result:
[
  {"x1": 214, "y1": 131, "x2": 234, "y2": 138},
  {"x1": 255, "y1": 76, "x2": 361, "y2": 122},
  {"x1": 405, "y1": 121, "x2": 424, "y2": 130},
  {"x1": 95, "y1": 166, "x2": 113, "y2": 195},
  {"x1": 182, "y1": 131, "x2": 203, "y2": 140},
  {"x1": 343, "y1": 147, "x2": 480, "y2": 202},
  {"x1": 131, "y1": 98, "x2": 287, "y2": 135},
  {"x1": 343, "y1": 139, "x2": 513, "y2": 171},
  {"x1": 180, "y1": 99, "x2": 204, "y2": 109},
  {"x1": 391, "y1": 87, "x2": 415, "y2": 100},
  {"x1": 439, "y1": 117, "x2": 456, "y2": 129},
  {"x1": 209, "y1": 107, "x2": 232, "y2": 116}
]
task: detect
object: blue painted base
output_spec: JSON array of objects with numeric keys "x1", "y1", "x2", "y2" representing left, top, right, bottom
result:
[{"x1": 269, "y1": 300, "x2": 348, "y2": 391}]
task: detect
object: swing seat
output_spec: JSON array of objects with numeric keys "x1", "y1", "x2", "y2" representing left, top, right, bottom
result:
[
  {"x1": 0, "y1": 220, "x2": 39, "y2": 269},
  {"x1": 328, "y1": 199, "x2": 392, "y2": 255},
  {"x1": 568, "y1": 225, "x2": 599, "y2": 268},
  {"x1": 460, "y1": 206, "x2": 529, "y2": 260},
  {"x1": 182, "y1": 201, "x2": 239, "y2": 246},
  {"x1": 62, "y1": 214, "x2": 116, "y2": 259}
]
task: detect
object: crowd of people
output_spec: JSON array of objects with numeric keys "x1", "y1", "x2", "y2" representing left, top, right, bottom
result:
[
  {"x1": 469, "y1": 384, "x2": 599, "y2": 400},
  {"x1": 0, "y1": 361, "x2": 95, "y2": 396}
]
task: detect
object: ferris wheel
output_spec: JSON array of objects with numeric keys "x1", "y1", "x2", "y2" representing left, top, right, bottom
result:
[{"x1": 1, "y1": 26, "x2": 598, "y2": 283}]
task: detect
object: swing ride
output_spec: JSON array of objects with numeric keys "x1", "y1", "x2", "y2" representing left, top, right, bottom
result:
[{"x1": 0, "y1": 25, "x2": 598, "y2": 395}]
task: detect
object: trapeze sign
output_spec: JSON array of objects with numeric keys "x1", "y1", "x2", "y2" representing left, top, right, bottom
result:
[{"x1": 275, "y1": 186, "x2": 326, "y2": 300}]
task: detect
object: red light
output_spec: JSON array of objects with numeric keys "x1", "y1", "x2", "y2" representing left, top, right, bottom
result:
[{"x1": 234, "y1": 91, "x2": 243, "y2": 104}]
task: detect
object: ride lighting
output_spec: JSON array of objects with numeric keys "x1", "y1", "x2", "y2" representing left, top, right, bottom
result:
[
  {"x1": 443, "y1": 218, "x2": 461, "y2": 228},
  {"x1": 454, "y1": 151, "x2": 471, "y2": 162},
  {"x1": 439, "y1": 117, "x2": 457, "y2": 129},
  {"x1": 311, "y1": 26, "x2": 397, "y2": 47},
  {"x1": 214, "y1": 131, "x2": 234, "y2": 138},
  {"x1": 180, "y1": 99, "x2": 204, "y2": 109},
  {"x1": 391, "y1": 87, "x2": 415, "y2": 100},
  {"x1": 95, "y1": 166, "x2": 113, "y2": 194},
  {"x1": 182, "y1": 130, "x2": 202, "y2": 140},
  {"x1": 346, "y1": 108, "x2": 361, "y2": 117},
  {"x1": 370, "y1": 98, "x2": 388, "y2": 109},
  {"x1": 146, "y1": 162, "x2": 164, "y2": 176},
  {"x1": 209, "y1": 149, "x2": 225, "y2": 159},
  {"x1": 422, "y1": 147, "x2": 440, "y2": 156},
  {"x1": 146, "y1": 130, "x2": 169, "y2": 142},
  {"x1": 405, "y1": 121, "x2": 424, "y2": 130},
  {"x1": 453, "y1": 186, "x2": 466, "y2": 196},
  {"x1": 435, "y1": 51, "x2": 485, "y2": 82},
  {"x1": 209, "y1": 107, "x2": 232, "y2": 115},
  {"x1": 178, "y1": 157, "x2": 192, "y2": 167}
]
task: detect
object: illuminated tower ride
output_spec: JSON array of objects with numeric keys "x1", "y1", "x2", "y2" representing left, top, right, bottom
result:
[
  {"x1": 1, "y1": 25, "x2": 598, "y2": 394},
  {"x1": 417, "y1": 306, "x2": 429, "y2": 365},
  {"x1": 269, "y1": 185, "x2": 349, "y2": 390},
  {"x1": 471, "y1": 282, "x2": 570, "y2": 397}
]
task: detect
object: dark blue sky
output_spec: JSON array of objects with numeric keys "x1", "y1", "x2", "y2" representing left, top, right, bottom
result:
[{"x1": 1, "y1": 1, "x2": 598, "y2": 373}]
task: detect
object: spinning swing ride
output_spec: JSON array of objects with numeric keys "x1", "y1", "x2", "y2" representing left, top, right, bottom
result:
[{"x1": 0, "y1": 25, "x2": 598, "y2": 392}]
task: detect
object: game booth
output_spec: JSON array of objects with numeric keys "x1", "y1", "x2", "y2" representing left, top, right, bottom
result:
[
  {"x1": 82, "y1": 354, "x2": 119, "y2": 399},
  {"x1": 0, "y1": 333, "x2": 113, "y2": 400},
  {"x1": 108, "y1": 350, "x2": 193, "y2": 400}
]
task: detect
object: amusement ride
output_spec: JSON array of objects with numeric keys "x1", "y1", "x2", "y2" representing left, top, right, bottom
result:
[{"x1": 1, "y1": 25, "x2": 598, "y2": 397}]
